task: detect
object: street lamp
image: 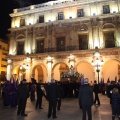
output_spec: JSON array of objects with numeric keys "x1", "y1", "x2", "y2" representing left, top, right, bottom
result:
[{"x1": 91, "y1": 48, "x2": 104, "y2": 83}]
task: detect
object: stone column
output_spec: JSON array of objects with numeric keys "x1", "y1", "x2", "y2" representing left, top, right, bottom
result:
[
  {"x1": 26, "y1": 28, "x2": 33, "y2": 54},
  {"x1": 91, "y1": 18, "x2": 100, "y2": 48},
  {"x1": 47, "y1": 56, "x2": 53, "y2": 82},
  {"x1": 92, "y1": 26, "x2": 99, "y2": 48},
  {"x1": 32, "y1": 28, "x2": 36, "y2": 54},
  {"x1": 7, "y1": 59, "x2": 12, "y2": 81},
  {"x1": 25, "y1": 57, "x2": 32, "y2": 82}
]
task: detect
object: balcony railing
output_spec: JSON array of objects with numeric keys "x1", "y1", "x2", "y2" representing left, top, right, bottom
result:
[
  {"x1": 17, "y1": 51, "x2": 25, "y2": 55},
  {"x1": 105, "y1": 41, "x2": 115, "y2": 48},
  {"x1": 35, "y1": 45, "x2": 82, "y2": 54},
  {"x1": 16, "y1": 43, "x2": 119, "y2": 55},
  {"x1": 36, "y1": 49, "x2": 44, "y2": 53}
]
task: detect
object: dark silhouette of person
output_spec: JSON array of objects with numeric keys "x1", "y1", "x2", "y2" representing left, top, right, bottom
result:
[
  {"x1": 79, "y1": 78, "x2": 93, "y2": 120},
  {"x1": 93, "y1": 80, "x2": 100, "y2": 106},
  {"x1": 57, "y1": 82, "x2": 64, "y2": 110},
  {"x1": 107, "y1": 81, "x2": 114, "y2": 104},
  {"x1": 36, "y1": 84, "x2": 46, "y2": 109},
  {"x1": 17, "y1": 79, "x2": 29, "y2": 116},
  {"x1": 30, "y1": 84, "x2": 35, "y2": 101},
  {"x1": 2, "y1": 81, "x2": 11, "y2": 106},
  {"x1": 46, "y1": 79, "x2": 58, "y2": 119},
  {"x1": 111, "y1": 88, "x2": 120, "y2": 120}
]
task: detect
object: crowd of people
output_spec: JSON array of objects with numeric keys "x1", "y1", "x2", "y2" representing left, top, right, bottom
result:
[{"x1": 0, "y1": 77, "x2": 120, "y2": 120}]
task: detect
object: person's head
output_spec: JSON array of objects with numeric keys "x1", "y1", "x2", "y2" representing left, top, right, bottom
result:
[
  {"x1": 22, "y1": 79, "x2": 27, "y2": 84},
  {"x1": 94, "y1": 80, "x2": 97, "y2": 84},
  {"x1": 112, "y1": 88, "x2": 119, "y2": 94},
  {"x1": 84, "y1": 78, "x2": 89, "y2": 84},
  {"x1": 51, "y1": 79, "x2": 55, "y2": 83}
]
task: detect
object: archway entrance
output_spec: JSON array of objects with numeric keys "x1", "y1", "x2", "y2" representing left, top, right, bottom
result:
[
  {"x1": 12, "y1": 65, "x2": 26, "y2": 82},
  {"x1": 32, "y1": 65, "x2": 47, "y2": 83},
  {"x1": 102, "y1": 60, "x2": 120, "y2": 83},
  {"x1": 52, "y1": 63, "x2": 69, "y2": 81},
  {"x1": 76, "y1": 61, "x2": 94, "y2": 83}
]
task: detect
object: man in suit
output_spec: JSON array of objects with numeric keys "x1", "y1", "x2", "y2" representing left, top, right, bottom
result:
[
  {"x1": 17, "y1": 79, "x2": 29, "y2": 116},
  {"x1": 46, "y1": 79, "x2": 58, "y2": 119},
  {"x1": 93, "y1": 80, "x2": 100, "y2": 106},
  {"x1": 79, "y1": 78, "x2": 93, "y2": 120}
]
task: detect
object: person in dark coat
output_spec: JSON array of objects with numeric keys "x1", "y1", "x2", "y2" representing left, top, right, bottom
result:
[
  {"x1": 30, "y1": 84, "x2": 35, "y2": 101},
  {"x1": 46, "y1": 79, "x2": 58, "y2": 119},
  {"x1": 93, "y1": 80, "x2": 100, "y2": 106},
  {"x1": 57, "y1": 82, "x2": 64, "y2": 110},
  {"x1": 3, "y1": 81, "x2": 11, "y2": 106},
  {"x1": 10, "y1": 83, "x2": 18, "y2": 107},
  {"x1": 17, "y1": 79, "x2": 29, "y2": 116},
  {"x1": 111, "y1": 88, "x2": 120, "y2": 120},
  {"x1": 107, "y1": 81, "x2": 114, "y2": 104},
  {"x1": 79, "y1": 78, "x2": 93, "y2": 120},
  {"x1": 36, "y1": 84, "x2": 46, "y2": 109}
]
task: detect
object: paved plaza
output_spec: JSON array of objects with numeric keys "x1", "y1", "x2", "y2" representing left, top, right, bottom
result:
[{"x1": 0, "y1": 94, "x2": 119, "y2": 120}]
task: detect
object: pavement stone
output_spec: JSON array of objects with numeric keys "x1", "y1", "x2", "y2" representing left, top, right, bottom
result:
[{"x1": 0, "y1": 94, "x2": 119, "y2": 120}]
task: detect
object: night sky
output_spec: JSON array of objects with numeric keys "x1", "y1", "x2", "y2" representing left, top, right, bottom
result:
[{"x1": 0, "y1": 0, "x2": 51, "y2": 40}]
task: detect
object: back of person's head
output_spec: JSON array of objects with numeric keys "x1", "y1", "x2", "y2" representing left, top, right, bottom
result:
[
  {"x1": 84, "y1": 78, "x2": 89, "y2": 84},
  {"x1": 94, "y1": 80, "x2": 97, "y2": 84},
  {"x1": 21, "y1": 79, "x2": 26, "y2": 84},
  {"x1": 112, "y1": 88, "x2": 119, "y2": 94},
  {"x1": 51, "y1": 79, "x2": 55, "y2": 83}
]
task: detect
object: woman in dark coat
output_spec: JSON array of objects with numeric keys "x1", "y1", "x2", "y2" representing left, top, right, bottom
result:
[{"x1": 36, "y1": 84, "x2": 46, "y2": 109}]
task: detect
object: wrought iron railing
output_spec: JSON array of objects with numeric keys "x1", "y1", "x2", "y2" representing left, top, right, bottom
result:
[{"x1": 105, "y1": 41, "x2": 115, "y2": 48}]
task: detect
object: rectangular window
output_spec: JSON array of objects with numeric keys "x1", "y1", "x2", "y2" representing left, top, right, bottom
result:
[
  {"x1": 79, "y1": 34, "x2": 88, "y2": 50},
  {"x1": 2, "y1": 58, "x2": 7, "y2": 61},
  {"x1": 104, "y1": 32, "x2": 115, "y2": 48},
  {"x1": 56, "y1": 37, "x2": 65, "y2": 51},
  {"x1": 36, "y1": 40, "x2": 44, "y2": 53},
  {"x1": 77, "y1": 9, "x2": 84, "y2": 17},
  {"x1": 103, "y1": 5, "x2": 110, "y2": 14},
  {"x1": 17, "y1": 42, "x2": 24, "y2": 55},
  {"x1": 1, "y1": 71, "x2": 6, "y2": 75},
  {"x1": 2, "y1": 52, "x2": 8, "y2": 55},
  {"x1": 58, "y1": 12, "x2": 64, "y2": 20},
  {"x1": 1, "y1": 64, "x2": 7, "y2": 67},
  {"x1": 0, "y1": 71, "x2": 6, "y2": 80},
  {"x1": 20, "y1": 18, "x2": 25, "y2": 26},
  {"x1": 39, "y1": 16, "x2": 44, "y2": 23}
]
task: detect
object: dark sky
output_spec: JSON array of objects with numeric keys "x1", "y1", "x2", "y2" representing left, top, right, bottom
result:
[{"x1": 0, "y1": 0, "x2": 51, "y2": 40}]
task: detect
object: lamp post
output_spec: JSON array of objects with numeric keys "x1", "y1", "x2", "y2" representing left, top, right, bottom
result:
[{"x1": 91, "y1": 48, "x2": 104, "y2": 83}]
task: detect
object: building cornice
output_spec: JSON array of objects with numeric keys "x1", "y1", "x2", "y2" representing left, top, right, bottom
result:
[{"x1": 10, "y1": 0, "x2": 112, "y2": 17}]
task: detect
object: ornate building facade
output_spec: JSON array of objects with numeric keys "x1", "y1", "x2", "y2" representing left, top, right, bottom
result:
[{"x1": 7, "y1": 0, "x2": 120, "y2": 83}]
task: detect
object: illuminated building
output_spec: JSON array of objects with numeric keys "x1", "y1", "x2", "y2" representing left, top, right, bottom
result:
[
  {"x1": 0, "y1": 39, "x2": 8, "y2": 81},
  {"x1": 7, "y1": 0, "x2": 120, "y2": 83}
]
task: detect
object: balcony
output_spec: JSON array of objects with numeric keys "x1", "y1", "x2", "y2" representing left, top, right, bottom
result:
[
  {"x1": 17, "y1": 51, "x2": 24, "y2": 55},
  {"x1": 105, "y1": 41, "x2": 115, "y2": 48},
  {"x1": 35, "y1": 45, "x2": 80, "y2": 54},
  {"x1": 36, "y1": 49, "x2": 44, "y2": 53}
]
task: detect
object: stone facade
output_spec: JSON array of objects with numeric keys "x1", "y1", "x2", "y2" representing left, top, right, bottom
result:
[{"x1": 7, "y1": 0, "x2": 120, "y2": 83}]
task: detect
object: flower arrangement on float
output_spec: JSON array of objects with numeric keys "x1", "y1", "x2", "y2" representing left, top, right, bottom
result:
[{"x1": 61, "y1": 71, "x2": 82, "y2": 78}]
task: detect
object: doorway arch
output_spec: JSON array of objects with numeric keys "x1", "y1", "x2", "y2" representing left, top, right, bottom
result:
[
  {"x1": 102, "y1": 59, "x2": 120, "y2": 82},
  {"x1": 52, "y1": 62, "x2": 69, "y2": 81},
  {"x1": 12, "y1": 65, "x2": 26, "y2": 81},
  {"x1": 76, "y1": 61, "x2": 94, "y2": 83},
  {"x1": 32, "y1": 64, "x2": 47, "y2": 83}
]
